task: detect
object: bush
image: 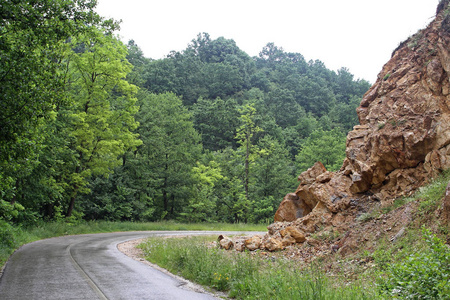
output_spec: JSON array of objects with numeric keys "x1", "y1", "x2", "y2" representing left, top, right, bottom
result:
[
  {"x1": 0, "y1": 220, "x2": 17, "y2": 248},
  {"x1": 379, "y1": 228, "x2": 450, "y2": 299}
]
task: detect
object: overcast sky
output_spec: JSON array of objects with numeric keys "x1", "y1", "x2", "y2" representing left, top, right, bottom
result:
[{"x1": 96, "y1": 0, "x2": 439, "y2": 83}]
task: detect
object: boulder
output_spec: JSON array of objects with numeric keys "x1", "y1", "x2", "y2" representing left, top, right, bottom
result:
[
  {"x1": 281, "y1": 234, "x2": 296, "y2": 247},
  {"x1": 267, "y1": 222, "x2": 288, "y2": 235},
  {"x1": 280, "y1": 226, "x2": 306, "y2": 243},
  {"x1": 244, "y1": 235, "x2": 262, "y2": 251},
  {"x1": 263, "y1": 237, "x2": 283, "y2": 252},
  {"x1": 297, "y1": 162, "x2": 327, "y2": 184},
  {"x1": 218, "y1": 235, "x2": 234, "y2": 250},
  {"x1": 274, "y1": 193, "x2": 307, "y2": 222}
]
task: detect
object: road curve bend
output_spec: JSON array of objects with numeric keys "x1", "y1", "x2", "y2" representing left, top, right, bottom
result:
[{"x1": 0, "y1": 231, "x2": 249, "y2": 300}]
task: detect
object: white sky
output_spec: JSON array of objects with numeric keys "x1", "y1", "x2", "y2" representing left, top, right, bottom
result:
[{"x1": 96, "y1": 0, "x2": 439, "y2": 83}]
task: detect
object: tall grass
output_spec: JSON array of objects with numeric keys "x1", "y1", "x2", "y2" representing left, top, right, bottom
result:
[
  {"x1": 0, "y1": 221, "x2": 266, "y2": 268},
  {"x1": 140, "y1": 236, "x2": 377, "y2": 299}
]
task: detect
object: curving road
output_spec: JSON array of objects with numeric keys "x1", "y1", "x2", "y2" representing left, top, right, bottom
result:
[{"x1": 0, "y1": 231, "x2": 250, "y2": 300}]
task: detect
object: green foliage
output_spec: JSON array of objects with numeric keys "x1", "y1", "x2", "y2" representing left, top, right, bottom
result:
[
  {"x1": 128, "y1": 92, "x2": 201, "y2": 220},
  {"x1": 379, "y1": 228, "x2": 450, "y2": 299},
  {"x1": 249, "y1": 136, "x2": 296, "y2": 222},
  {"x1": 296, "y1": 128, "x2": 347, "y2": 173},
  {"x1": 0, "y1": 220, "x2": 18, "y2": 249},
  {"x1": 0, "y1": 0, "x2": 112, "y2": 199},
  {"x1": 416, "y1": 170, "x2": 450, "y2": 213},
  {"x1": 0, "y1": 200, "x2": 24, "y2": 222},
  {"x1": 1, "y1": 1, "x2": 370, "y2": 225},
  {"x1": 192, "y1": 97, "x2": 240, "y2": 151},
  {"x1": 180, "y1": 161, "x2": 224, "y2": 222}
]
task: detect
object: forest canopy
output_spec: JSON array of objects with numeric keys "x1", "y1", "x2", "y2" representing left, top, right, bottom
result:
[{"x1": 0, "y1": 1, "x2": 371, "y2": 226}]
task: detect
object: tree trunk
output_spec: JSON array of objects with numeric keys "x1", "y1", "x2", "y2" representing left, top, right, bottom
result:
[
  {"x1": 162, "y1": 153, "x2": 169, "y2": 213},
  {"x1": 66, "y1": 186, "x2": 78, "y2": 218},
  {"x1": 244, "y1": 133, "x2": 250, "y2": 200}
]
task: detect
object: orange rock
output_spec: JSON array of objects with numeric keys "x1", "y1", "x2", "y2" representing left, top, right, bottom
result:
[
  {"x1": 274, "y1": 193, "x2": 308, "y2": 222},
  {"x1": 244, "y1": 235, "x2": 262, "y2": 251},
  {"x1": 218, "y1": 235, "x2": 234, "y2": 250},
  {"x1": 280, "y1": 226, "x2": 306, "y2": 243},
  {"x1": 281, "y1": 234, "x2": 296, "y2": 247},
  {"x1": 264, "y1": 237, "x2": 283, "y2": 252}
]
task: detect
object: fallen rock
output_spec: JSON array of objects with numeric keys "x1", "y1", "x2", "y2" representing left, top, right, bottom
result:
[
  {"x1": 297, "y1": 162, "x2": 327, "y2": 184},
  {"x1": 281, "y1": 234, "x2": 296, "y2": 247},
  {"x1": 263, "y1": 237, "x2": 283, "y2": 252},
  {"x1": 337, "y1": 240, "x2": 358, "y2": 257},
  {"x1": 244, "y1": 235, "x2": 262, "y2": 251},
  {"x1": 280, "y1": 226, "x2": 306, "y2": 243},
  {"x1": 267, "y1": 222, "x2": 288, "y2": 235},
  {"x1": 274, "y1": 193, "x2": 306, "y2": 222},
  {"x1": 218, "y1": 235, "x2": 234, "y2": 250}
]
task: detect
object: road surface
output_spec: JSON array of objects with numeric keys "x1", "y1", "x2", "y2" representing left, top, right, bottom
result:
[{"x1": 0, "y1": 231, "x2": 248, "y2": 300}]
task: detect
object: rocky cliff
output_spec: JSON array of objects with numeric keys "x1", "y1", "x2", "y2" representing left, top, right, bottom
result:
[
  {"x1": 220, "y1": 1, "x2": 450, "y2": 253},
  {"x1": 275, "y1": 0, "x2": 450, "y2": 224}
]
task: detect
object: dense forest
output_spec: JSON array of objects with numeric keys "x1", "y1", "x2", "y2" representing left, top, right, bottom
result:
[{"x1": 0, "y1": 0, "x2": 371, "y2": 227}]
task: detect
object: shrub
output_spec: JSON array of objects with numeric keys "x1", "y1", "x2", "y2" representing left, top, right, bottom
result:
[
  {"x1": 379, "y1": 228, "x2": 450, "y2": 299},
  {"x1": 0, "y1": 220, "x2": 17, "y2": 248}
]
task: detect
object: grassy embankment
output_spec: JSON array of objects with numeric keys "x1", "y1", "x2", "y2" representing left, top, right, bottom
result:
[
  {"x1": 140, "y1": 171, "x2": 450, "y2": 299},
  {"x1": 0, "y1": 221, "x2": 266, "y2": 268}
]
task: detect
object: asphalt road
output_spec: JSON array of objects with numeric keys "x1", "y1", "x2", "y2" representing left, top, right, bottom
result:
[{"x1": 0, "y1": 231, "x2": 249, "y2": 300}]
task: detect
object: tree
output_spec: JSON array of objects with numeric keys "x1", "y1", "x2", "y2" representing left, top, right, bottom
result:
[
  {"x1": 192, "y1": 97, "x2": 240, "y2": 151},
  {"x1": 235, "y1": 104, "x2": 263, "y2": 201},
  {"x1": 126, "y1": 40, "x2": 151, "y2": 87},
  {"x1": 249, "y1": 136, "x2": 296, "y2": 223},
  {"x1": 295, "y1": 128, "x2": 346, "y2": 173},
  {"x1": 180, "y1": 160, "x2": 223, "y2": 222},
  {"x1": 327, "y1": 95, "x2": 362, "y2": 132},
  {"x1": 0, "y1": 0, "x2": 112, "y2": 200},
  {"x1": 212, "y1": 148, "x2": 248, "y2": 223},
  {"x1": 135, "y1": 92, "x2": 202, "y2": 219},
  {"x1": 63, "y1": 30, "x2": 141, "y2": 217}
]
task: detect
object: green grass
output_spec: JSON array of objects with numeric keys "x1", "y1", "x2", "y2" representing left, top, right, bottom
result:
[
  {"x1": 140, "y1": 236, "x2": 377, "y2": 299},
  {"x1": 357, "y1": 169, "x2": 450, "y2": 222},
  {"x1": 375, "y1": 229, "x2": 450, "y2": 299},
  {"x1": 0, "y1": 221, "x2": 266, "y2": 268}
]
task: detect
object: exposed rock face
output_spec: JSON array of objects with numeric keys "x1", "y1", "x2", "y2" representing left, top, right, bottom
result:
[
  {"x1": 219, "y1": 2, "x2": 450, "y2": 255},
  {"x1": 276, "y1": 1, "x2": 450, "y2": 225}
]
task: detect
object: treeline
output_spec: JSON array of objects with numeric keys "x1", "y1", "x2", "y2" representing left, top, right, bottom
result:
[{"x1": 0, "y1": 1, "x2": 370, "y2": 227}]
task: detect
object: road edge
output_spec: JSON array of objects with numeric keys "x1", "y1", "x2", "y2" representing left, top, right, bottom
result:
[{"x1": 117, "y1": 237, "x2": 228, "y2": 299}]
